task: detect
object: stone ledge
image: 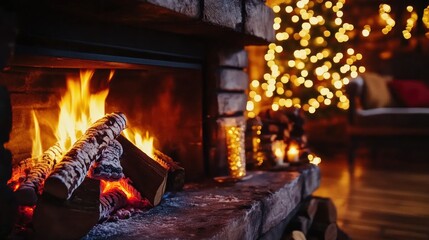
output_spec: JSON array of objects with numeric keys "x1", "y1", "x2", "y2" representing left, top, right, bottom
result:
[
  {"x1": 15, "y1": 0, "x2": 273, "y2": 46},
  {"x1": 84, "y1": 165, "x2": 320, "y2": 239}
]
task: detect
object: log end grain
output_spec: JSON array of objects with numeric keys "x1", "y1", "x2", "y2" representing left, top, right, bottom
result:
[
  {"x1": 14, "y1": 186, "x2": 38, "y2": 206},
  {"x1": 43, "y1": 176, "x2": 69, "y2": 200},
  {"x1": 153, "y1": 177, "x2": 167, "y2": 206}
]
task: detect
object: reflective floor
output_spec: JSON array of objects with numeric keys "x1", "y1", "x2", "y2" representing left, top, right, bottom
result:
[{"x1": 313, "y1": 147, "x2": 429, "y2": 240}]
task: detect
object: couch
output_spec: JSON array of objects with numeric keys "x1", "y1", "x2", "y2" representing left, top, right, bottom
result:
[{"x1": 345, "y1": 72, "x2": 429, "y2": 167}]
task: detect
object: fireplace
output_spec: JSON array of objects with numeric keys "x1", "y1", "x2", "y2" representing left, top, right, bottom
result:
[{"x1": 0, "y1": 1, "x2": 276, "y2": 239}]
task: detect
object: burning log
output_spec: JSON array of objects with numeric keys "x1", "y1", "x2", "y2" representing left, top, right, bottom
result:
[
  {"x1": 117, "y1": 135, "x2": 168, "y2": 206},
  {"x1": 89, "y1": 139, "x2": 124, "y2": 181},
  {"x1": 33, "y1": 178, "x2": 101, "y2": 240},
  {"x1": 99, "y1": 188, "x2": 128, "y2": 220},
  {"x1": 14, "y1": 143, "x2": 63, "y2": 206},
  {"x1": 11, "y1": 157, "x2": 37, "y2": 179},
  {"x1": 44, "y1": 112, "x2": 127, "y2": 200},
  {"x1": 154, "y1": 150, "x2": 185, "y2": 192}
]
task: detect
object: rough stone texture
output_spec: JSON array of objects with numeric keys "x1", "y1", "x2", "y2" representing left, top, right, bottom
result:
[
  {"x1": 217, "y1": 92, "x2": 247, "y2": 116},
  {"x1": 261, "y1": 172, "x2": 302, "y2": 233},
  {"x1": 245, "y1": 0, "x2": 275, "y2": 42},
  {"x1": 219, "y1": 69, "x2": 249, "y2": 91},
  {"x1": 146, "y1": 0, "x2": 200, "y2": 18},
  {"x1": 83, "y1": 165, "x2": 320, "y2": 240},
  {"x1": 203, "y1": 0, "x2": 243, "y2": 31},
  {"x1": 218, "y1": 48, "x2": 248, "y2": 68}
]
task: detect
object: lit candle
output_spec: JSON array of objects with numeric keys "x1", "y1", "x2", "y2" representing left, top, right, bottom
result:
[
  {"x1": 287, "y1": 146, "x2": 299, "y2": 162},
  {"x1": 272, "y1": 140, "x2": 286, "y2": 165}
]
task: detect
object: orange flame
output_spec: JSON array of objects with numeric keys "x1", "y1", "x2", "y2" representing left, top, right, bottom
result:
[
  {"x1": 56, "y1": 69, "x2": 112, "y2": 150},
  {"x1": 31, "y1": 110, "x2": 43, "y2": 158},
  {"x1": 123, "y1": 129, "x2": 155, "y2": 159},
  {"x1": 122, "y1": 128, "x2": 168, "y2": 169}
]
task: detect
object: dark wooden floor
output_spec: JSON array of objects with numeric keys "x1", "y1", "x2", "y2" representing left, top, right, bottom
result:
[{"x1": 313, "y1": 147, "x2": 429, "y2": 240}]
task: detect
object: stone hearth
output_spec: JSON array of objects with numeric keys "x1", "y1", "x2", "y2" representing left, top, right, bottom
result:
[{"x1": 83, "y1": 165, "x2": 320, "y2": 239}]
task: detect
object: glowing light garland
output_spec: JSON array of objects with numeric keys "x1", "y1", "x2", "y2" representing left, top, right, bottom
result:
[
  {"x1": 247, "y1": 0, "x2": 364, "y2": 117},
  {"x1": 374, "y1": 4, "x2": 429, "y2": 40}
]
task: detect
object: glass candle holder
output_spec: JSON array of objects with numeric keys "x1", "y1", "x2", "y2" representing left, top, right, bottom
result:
[{"x1": 225, "y1": 124, "x2": 246, "y2": 179}]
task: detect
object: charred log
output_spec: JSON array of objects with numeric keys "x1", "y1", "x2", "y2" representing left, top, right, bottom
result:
[
  {"x1": 99, "y1": 188, "x2": 127, "y2": 220},
  {"x1": 14, "y1": 144, "x2": 63, "y2": 206},
  {"x1": 117, "y1": 135, "x2": 168, "y2": 206},
  {"x1": 44, "y1": 112, "x2": 127, "y2": 200},
  {"x1": 89, "y1": 139, "x2": 124, "y2": 181}
]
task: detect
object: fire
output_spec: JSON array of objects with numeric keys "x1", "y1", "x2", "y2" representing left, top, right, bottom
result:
[
  {"x1": 122, "y1": 128, "x2": 168, "y2": 169},
  {"x1": 101, "y1": 178, "x2": 142, "y2": 202},
  {"x1": 55, "y1": 69, "x2": 113, "y2": 150},
  {"x1": 31, "y1": 110, "x2": 43, "y2": 158},
  {"x1": 123, "y1": 129, "x2": 155, "y2": 159}
]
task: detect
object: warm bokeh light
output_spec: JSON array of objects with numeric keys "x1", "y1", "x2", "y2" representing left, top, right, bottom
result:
[{"x1": 247, "y1": 0, "x2": 364, "y2": 117}]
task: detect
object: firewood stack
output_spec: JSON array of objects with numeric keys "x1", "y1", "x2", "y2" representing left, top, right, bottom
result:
[
  {"x1": 256, "y1": 107, "x2": 310, "y2": 166},
  {"x1": 283, "y1": 196, "x2": 350, "y2": 240},
  {"x1": 6, "y1": 111, "x2": 185, "y2": 239}
]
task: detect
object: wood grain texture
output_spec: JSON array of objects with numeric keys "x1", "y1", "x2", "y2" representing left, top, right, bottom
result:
[{"x1": 314, "y1": 150, "x2": 429, "y2": 240}]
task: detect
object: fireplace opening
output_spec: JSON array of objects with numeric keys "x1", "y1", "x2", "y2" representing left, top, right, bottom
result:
[{"x1": 2, "y1": 60, "x2": 204, "y2": 181}]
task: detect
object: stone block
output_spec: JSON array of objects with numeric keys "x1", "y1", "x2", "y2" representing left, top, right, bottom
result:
[
  {"x1": 261, "y1": 172, "x2": 302, "y2": 233},
  {"x1": 146, "y1": 0, "x2": 201, "y2": 18},
  {"x1": 218, "y1": 48, "x2": 248, "y2": 68},
  {"x1": 203, "y1": 0, "x2": 242, "y2": 31},
  {"x1": 244, "y1": 0, "x2": 275, "y2": 42},
  {"x1": 219, "y1": 69, "x2": 249, "y2": 91},
  {"x1": 217, "y1": 92, "x2": 247, "y2": 116}
]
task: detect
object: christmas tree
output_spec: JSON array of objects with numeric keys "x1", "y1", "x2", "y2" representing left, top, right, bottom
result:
[{"x1": 247, "y1": 0, "x2": 365, "y2": 118}]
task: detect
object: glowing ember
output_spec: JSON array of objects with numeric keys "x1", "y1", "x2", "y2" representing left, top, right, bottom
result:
[{"x1": 101, "y1": 178, "x2": 142, "y2": 202}]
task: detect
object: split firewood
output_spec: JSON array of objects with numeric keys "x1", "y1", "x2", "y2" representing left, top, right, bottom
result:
[
  {"x1": 33, "y1": 178, "x2": 101, "y2": 240},
  {"x1": 286, "y1": 197, "x2": 319, "y2": 236},
  {"x1": 89, "y1": 139, "x2": 124, "y2": 181},
  {"x1": 283, "y1": 230, "x2": 306, "y2": 240},
  {"x1": 153, "y1": 149, "x2": 185, "y2": 192},
  {"x1": 312, "y1": 197, "x2": 337, "y2": 224},
  {"x1": 117, "y1": 135, "x2": 168, "y2": 206},
  {"x1": 14, "y1": 143, "x2": 63, "y2": 206},
  {"x1": 308, "y1": 222, "x2": 337, "y2": 240},
  {"x1": 99, "y1": 188, "x2": 128, "y2": 220},
  {"x1": 44, "y1": 112, "x2": 127, "y2": 200},
  {"x1": 308, "y1": 197, "x2": 338, "y2": 240}
]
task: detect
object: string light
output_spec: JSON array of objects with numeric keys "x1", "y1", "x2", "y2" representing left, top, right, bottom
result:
[{"x1": 246, "y1": 0, "x2": 364, "y2": 117}]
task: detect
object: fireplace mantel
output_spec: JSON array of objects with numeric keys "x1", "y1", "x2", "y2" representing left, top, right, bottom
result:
[
  {"x1": 11, "y1": 0, "x2": 274, "y2": 47},
  {"x1": 83, "y1": 165, "x2": 320, "y2": 240}
]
